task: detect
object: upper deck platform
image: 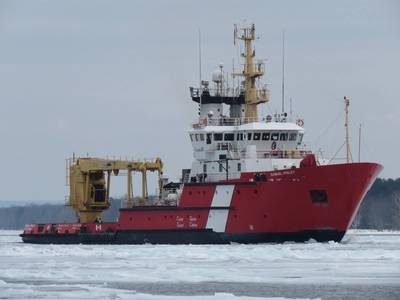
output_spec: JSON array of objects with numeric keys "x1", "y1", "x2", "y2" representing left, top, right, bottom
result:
[
  {"x1": 190, "y1": 87, "x2": 245, "y2": 105},
  {"x1": 190, "y1": 86, "x2": 269, "y2": 106}
]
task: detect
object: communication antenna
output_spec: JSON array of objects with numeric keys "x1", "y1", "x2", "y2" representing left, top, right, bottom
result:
[
  {"x1": 281, "y1": 30, "x2": 285, "y2": 113},
  {"x1": 358, "y1": 124, "x2": 362, "y2": 162},
  {"x1": 344, "y1": 96, "x2": 352, "y2": 163},
  {"x1": 198, "y1": 29, "x2": 203, "y2": 111},
  {"x1": 289, "y1": 97, "x2": 293, "y2": 120},
  {"x1": 234, "y1": 24, "x2": 237, "y2": 45},
  {"x1": 232, "y1": 58, "x2": 235, "y2": 93}
]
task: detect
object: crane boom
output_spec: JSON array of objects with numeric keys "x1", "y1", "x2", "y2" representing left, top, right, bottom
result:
[{"x1": 66, "y1": 157, "x2": 163, "y2": 223}]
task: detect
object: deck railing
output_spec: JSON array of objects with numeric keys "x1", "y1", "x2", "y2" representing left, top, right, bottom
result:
[
  {"x1": 189, "y1": 172, "x2": 241, "y2": 183},
  {"x1": 203, "y1": 148, "x2": 312, "y2": 160},
  {"x1": 193, "y1": 117, "x2": 260, "y2": 128},
  {"x1": 190, "y1": 83, "x2": 269, "y2": 101},
  {"x1": 190, "y1": 87, "x2": 243, "y2": 98},
  {"x1": 240, "y1": 149, "x2": 313, "y2": 159}
]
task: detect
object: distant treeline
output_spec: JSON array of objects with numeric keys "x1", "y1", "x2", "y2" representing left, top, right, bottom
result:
[
  {"x1": 353, "y1": 178, "x2": 400, "y2": 230},
  {"x1": 0, "y1": 197, "x2": 151, "y2": 230},
  {"x1": 0, "y1": 178, "x2": 399, "y2": 230}
]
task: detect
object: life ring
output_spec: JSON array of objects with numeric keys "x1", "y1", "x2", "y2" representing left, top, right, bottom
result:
[
  {"x1": 296, "y1": 118, "x2": 304, "y2": 127},
  {"x1": 271, "y1": 141, "x2": 277, "y2": 150}
]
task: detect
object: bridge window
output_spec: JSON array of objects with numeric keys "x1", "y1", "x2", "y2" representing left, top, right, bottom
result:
[
  {"x1": 247, "y1": 132, "x2": 252, "y2": 140},
  {"x1": 289, "y1": 133, "x2": 297, "y2": 141},
  {"x1": 214, "y1": 133, "x2": 223, "y2": 141},
  {"x1": 280, "y1": 132, "x2": 288, "y2": 141},
  {"x1": 195, "y1": 134, "x2": 199, "y2": 141},
  {"x1": 206, "y1": 133, "x2": 212, "y2": 144},
  {"x1": 224, "y1": 133, "x2": 235, "y2": 141},
  {"x1": 237, "y1": 133, "x2": 244, "y2": 141},
  {"x1": 190, "y1": 134, "x2": 194, "y2": 142},
  {"x1": 298, "y1": 133, "x2": 304, "y2": 145},
  {"x1": 254, "y1": 132, "x2": 261, "y2": 140},
  {"x1": 271, "y1": 132, "x2": 279, "y2": 141},
  {"x1": 200, "y1": 134, "x2": 204, "y2": 141},
  {"x1": 237, "y1": 163, "x2": 241, "y2": 172},
  {"x1": 262, "y1": 132, "x2": 270, "y2": 141}
]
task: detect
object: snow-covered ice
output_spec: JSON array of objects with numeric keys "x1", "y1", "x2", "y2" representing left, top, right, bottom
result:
[{"x1": 0, "y1": 230, "x2": 399, "y2": 299}]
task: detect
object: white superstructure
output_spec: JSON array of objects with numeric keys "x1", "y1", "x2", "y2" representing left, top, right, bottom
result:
[
  {"x1": 187, "y1": 116, "x2": 309, "y2": 182},
  {"x1": 187, "y1": 24, "x2": 314, "y2": 183}
]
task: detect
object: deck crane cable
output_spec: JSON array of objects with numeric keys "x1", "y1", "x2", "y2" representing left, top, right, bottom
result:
[
  {"x1": 328, "y1": 141, "x2": 345, "y2": 164},
  {"x1": 348, "y1": 141, "x2": 354, "y2": 162},
  {"x1": 311, "y1": 110, "x2": 342, "y2": 147}
]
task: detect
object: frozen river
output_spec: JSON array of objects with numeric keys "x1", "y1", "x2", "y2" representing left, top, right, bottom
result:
[{"x1": 0, "y1": 230, "x2": 399, "y2": 299}]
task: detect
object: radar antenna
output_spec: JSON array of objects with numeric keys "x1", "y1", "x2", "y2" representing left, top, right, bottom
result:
[{"x1": 233, "y1": 24, "x2": 269, "y2": 121}]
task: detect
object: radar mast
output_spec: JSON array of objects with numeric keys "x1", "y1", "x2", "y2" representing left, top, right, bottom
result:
[{"x1": 233, "y1": 24, "x2": 269, "y2": 121}]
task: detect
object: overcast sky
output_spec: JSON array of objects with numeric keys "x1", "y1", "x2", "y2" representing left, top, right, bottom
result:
[{"x1": 0, "y1": 0, "x2": 399, "y2": 204}]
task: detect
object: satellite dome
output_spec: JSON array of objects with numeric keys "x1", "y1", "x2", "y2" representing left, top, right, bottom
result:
[{"x1": 212, "y1": 69, "x2": 223, "y2": 83}]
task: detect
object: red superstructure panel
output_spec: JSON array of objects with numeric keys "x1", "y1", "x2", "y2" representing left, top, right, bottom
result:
[
  {"x1": 118, "y1": 209, "x2": 209, "y2": 230},
  {"x1": 178, "y1": 184, "x2": 215, "y2": 207}
]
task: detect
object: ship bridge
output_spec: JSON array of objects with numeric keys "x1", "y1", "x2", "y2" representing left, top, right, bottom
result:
[{"x1": 187, "y1": 115, "x2": 310, "y2": 183}]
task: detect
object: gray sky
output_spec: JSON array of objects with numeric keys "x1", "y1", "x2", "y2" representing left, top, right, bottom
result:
[{"x1": 0, "y1": 0, "x2": 399, "y2": 204}]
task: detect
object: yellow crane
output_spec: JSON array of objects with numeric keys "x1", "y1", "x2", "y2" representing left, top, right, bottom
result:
[{"x1": 66, "y1": 156, "x2": 163, "y2": 223}]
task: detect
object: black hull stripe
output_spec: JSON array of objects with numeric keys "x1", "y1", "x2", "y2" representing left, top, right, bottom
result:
[{"x1": 21, "y1": 229, "x2": 345, "y2": 245}]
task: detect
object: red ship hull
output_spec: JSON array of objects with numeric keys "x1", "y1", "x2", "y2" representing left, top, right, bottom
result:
[{"x1": 21, "y1": 162, "x2": 382, "y2": 244}]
